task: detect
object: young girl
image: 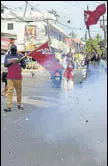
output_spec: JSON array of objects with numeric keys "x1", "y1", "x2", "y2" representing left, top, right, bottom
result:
[{"x1": 63, "y1": 60, "x2": 74, "y2": 91}]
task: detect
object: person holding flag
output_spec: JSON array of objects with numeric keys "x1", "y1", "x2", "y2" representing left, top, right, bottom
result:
[
  {"x1": 4, "y1": 44, "x2": 26, "y2": 112},
  {"x1": 84, "y1": 3, "x2": 106, "y2": 62}
]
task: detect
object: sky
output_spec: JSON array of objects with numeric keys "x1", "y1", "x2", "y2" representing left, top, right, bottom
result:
[{"x1": 1, "y1": 1, "x2": 107, "y2": 39}]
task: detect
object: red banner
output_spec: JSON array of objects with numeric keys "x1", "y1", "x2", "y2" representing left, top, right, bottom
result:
[
  {"x1": 27, "y1": 41, "x2": 63, "y2": 73},
  {"x1": 27, "y1": 41, "x2": 50, "y2": 56},
  {"x1": 84, "y1": 3, "x2": 106, "y2": 29},
  {"x1": 1, "y1": 37, "x2": 10, "y2": 50},
  {"x1": 36, "y1": 41, "x2": 49, "y2": 51}
]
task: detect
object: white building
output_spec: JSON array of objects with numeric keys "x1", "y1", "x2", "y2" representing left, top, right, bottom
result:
[{"x1": 1, "y1": 4, "x2": 70, "y2": 57}]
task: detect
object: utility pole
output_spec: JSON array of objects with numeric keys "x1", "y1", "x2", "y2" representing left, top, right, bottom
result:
[
  {"x1": 23, "y1": 1, "x2": 28, "y2": 17},
  {"x1": 85, "y1": 31, "x2": 87, "y2": 42},
  {"x1": 69, "y1": 31, "x2": 72, "y2": 54},
  {"x1": 46, "y1": 19, "x2": 51, "y2": 50}
]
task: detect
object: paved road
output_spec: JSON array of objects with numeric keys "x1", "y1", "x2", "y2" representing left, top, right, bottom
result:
[{"x1": 1, "y1": 63, "x2": 107, "y2": 166}]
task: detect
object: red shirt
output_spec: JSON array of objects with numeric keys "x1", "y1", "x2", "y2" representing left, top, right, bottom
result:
[
  {"x1": 64, "y1": 67, "x2": 74, "y2": 80},
  {"x1": 4, "y1": 53, "x2": 25, "y2": 80}
]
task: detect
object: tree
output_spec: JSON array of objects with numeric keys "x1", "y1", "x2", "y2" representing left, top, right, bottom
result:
[
  {"x1": 98, "y1": 40, "x2": 105, "y2": 47},
  {"x1": 95, "y1": 33, "x2": 102, "y2": 43},
  {"x1": 85, "y1": 33, "x2": 104, "y2": 58},
  {"x1": 80, "y1": 37, "x2": 85, "y2": 42}
]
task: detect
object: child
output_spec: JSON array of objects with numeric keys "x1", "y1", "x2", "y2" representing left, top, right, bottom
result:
[
  {"x1": 63, "y1": 63, "x2": 74, "y2": 91},
  {"x1": 1, "y1": 69, "x2": 8, "y2": 96}
]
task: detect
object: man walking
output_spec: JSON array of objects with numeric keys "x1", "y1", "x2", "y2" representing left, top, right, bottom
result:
[{"x1": 4, "y1": 44, "x2": 26, "y2": 112}]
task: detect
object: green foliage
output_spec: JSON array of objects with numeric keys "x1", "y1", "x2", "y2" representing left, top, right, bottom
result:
[
  {"x1": 80, "y1": 37, "x2": 85, "y2": 42},
  {"x1": 95, "y1": 33, "x2": 102, "y2": 42},
  {"x1": 85, "y1": 33, "x2": 105, "y2": 57}
]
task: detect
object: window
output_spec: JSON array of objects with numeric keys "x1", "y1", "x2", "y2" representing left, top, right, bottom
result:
[
  {"x1": 59, "y1": 35, "x2": 61, "y2": 41},
  {"x1": 7, "y1": 23, "x2": 13, "y2": 30},
  {"x1": 51, "y1": 30, "x2": 53, "y2": 37},
  {"x1": 54, "y1": 32, "x2": 56, "y2": 39},
  {"x1": 1, "y1": 8, "x2": 4, "y2": 13}
]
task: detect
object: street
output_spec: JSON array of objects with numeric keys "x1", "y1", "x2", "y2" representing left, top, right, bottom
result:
[{"x1": 1, "y1": 63, "x2": 107, "y2": 166}]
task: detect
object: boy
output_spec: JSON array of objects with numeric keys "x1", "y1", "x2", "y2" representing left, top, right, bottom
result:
[{"x1": 1, "y1": 69, "x2": 8, "y2": 96}]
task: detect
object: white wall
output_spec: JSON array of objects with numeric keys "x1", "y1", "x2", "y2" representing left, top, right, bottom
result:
[
  {"x1": 1, "y1": 8, "x2": 69, "y2": 52},
  {"x1": 1, "y1": 20, "x2": 16, "y2": 35}
]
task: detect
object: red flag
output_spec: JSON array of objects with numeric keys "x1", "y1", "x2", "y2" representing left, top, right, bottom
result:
[
  {"x1": 27, "y1": 42, "x2": 63, "y2": 74},
  {"x1": 84, "y1": 3, "x2": 106, "y2": 29},
  {"x1": 36, "y1": 41, "x2": 49, "y2": 51},
  {"x1": 28, "y1": 51, "x2": 63, "y2": 73},
  {"x1": 27, "y1": 41, "x2": 49, "y2": 56}
]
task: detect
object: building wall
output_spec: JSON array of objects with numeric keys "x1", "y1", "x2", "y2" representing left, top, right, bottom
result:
[
  {"x1": 65, "y1": 37, "x2": 85, "y2": 53},
  {"x1": 1, "y1": 7, "x2": 70, "y2": 54}
]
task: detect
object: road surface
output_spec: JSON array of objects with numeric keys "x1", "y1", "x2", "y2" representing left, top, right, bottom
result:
[{"x1": 1, "y1": 63, "x2": 107, "y2": 166}]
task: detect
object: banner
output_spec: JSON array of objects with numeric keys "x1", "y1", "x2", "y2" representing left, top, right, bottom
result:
[
  {"x1": 27, "y1": 41, "x2": 63, "y2": 74},
  {"x1": 1, "y1": 37, "x2": 10, "y2": 50},
  {"x1": 27, "y1": 41, "x2": 51, "y2": 56},
  {"x1": 84, "y1": 3, "x2": 106, "y2": 29},
  {"x1": 36, "y1": 41, "x2": 49, "y2": 52},
  {"x1": 24, "y1": 25, "x2": 36, "y2": 51}
]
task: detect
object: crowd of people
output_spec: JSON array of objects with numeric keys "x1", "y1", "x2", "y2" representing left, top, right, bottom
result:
[
  {"x1": 61, "y1": 52, "x2": 87, "y2": 69},
  {"x1": 1, "y1": 45, "x2": 107, "y2": 111}
]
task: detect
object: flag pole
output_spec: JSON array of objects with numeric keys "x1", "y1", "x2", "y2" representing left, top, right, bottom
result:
[
  {"x1": 86, "y1": 5, "x2": 95, "y2": 56},
  {"x1": 102, "y1": 15, "x2": 107, "y2": 47},
  {"x1": 87, "y1": 5, "x2": 92, "y2": 40}
]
